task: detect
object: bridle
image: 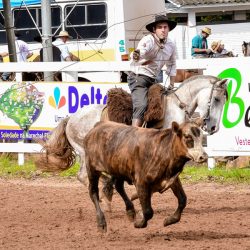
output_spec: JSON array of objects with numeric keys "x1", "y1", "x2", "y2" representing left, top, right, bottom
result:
[{"x1": 172, "y1": 83, "x2": 227, "y2": 130}]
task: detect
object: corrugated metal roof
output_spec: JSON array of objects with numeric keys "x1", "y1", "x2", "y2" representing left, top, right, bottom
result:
[{"x1": 167, "y1": 0, "x2": 250, "y2": 7}]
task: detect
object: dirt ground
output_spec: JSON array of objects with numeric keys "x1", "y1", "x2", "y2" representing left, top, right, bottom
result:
[{"x1": 0, "y1": 178, "x2": 249, "y2": 250}]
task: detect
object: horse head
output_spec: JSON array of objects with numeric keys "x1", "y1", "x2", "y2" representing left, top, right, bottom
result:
[
  {"x1": 242, "y1": 41, "x2": 250, "y2": 57},
  {"x1": 203, "y1": 78, "x2": 228, "y2": 135}
]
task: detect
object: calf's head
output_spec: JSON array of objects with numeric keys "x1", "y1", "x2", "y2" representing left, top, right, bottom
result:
[{"x1": 172, "y1": 121, "x2": 207, "y2": 163}]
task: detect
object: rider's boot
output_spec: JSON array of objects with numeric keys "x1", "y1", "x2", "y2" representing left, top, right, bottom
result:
[{"x1": 132, "y1": 118, "x2": 143, "y2": 127}]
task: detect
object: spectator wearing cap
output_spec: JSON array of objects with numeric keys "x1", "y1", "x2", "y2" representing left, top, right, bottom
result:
[
  {"x1": 128, "y1": 14, "x2": 177, "y2": 127},
  {"x1": 191, "y1": 27, "x2": 212, "y2": 58},
  {"x1": 53, "y1": 30, "x2": 79, "y2": 62}
]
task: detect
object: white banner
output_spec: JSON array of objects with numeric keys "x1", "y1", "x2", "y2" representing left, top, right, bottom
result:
[
  {"x1": 0, "y1": 81, "x2": 129, "y2": 141},
  {"x1": 206, "y1": 64, "x2": 250, "y2": 155}
]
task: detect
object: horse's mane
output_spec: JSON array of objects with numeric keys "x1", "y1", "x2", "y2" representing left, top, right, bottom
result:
[{"x1": 178, "y1": 75, "x2": 219, "y2": 88}]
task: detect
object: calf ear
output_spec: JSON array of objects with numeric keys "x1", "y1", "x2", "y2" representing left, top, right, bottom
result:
[{"x1": 171, "y1": 121, "x2": 180, "y2": 133}]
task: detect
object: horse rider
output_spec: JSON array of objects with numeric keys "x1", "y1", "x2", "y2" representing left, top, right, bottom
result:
[
  {"x1": 191, "y1": 27, "x2": 212, "y2": 58},
  {"x1": 128, "y1": 14, "x2": 177, "y2": 127}
]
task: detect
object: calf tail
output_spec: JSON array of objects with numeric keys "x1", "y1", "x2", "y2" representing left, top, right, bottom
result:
[{"x1": 35, "y1": 117, "x2": 76, "y2": 172}]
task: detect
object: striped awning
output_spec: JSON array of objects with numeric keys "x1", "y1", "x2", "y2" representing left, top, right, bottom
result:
[{"x1": 0, "y1": 0, "x2": 40, "y2": 9}]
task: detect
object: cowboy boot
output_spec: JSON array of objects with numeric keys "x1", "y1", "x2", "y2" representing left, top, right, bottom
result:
[{"x1": 132, "y1": 118, "x2": 143, "y2": 127}]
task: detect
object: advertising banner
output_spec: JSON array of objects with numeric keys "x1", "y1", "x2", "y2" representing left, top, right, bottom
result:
[
  {"x1": 0, "y1": 81, "x2": 129, "y2": 141},
  {"x1": 206, "y1": 64, "x2": 250, "y2": 155}
]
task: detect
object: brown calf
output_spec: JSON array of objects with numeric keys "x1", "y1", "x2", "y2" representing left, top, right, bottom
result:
[{"x1": 84, "y1": 121, "x2": 207, "y2": 232}]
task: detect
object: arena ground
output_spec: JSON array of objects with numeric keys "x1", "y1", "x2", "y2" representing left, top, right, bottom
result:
[{"x1": 0, "y1": 178, "x2": 249, "y2": 250}]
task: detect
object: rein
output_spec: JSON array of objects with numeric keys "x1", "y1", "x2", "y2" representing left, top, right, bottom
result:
[{"x1": 172, "y1": 92, "x2": 191, "y2": 119}]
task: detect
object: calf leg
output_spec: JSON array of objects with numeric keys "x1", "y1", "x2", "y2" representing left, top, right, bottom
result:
[
  {"x1": 88, "y1": 169, "x2": 107, "y2": 232},
  {"x1": 134, "y1": 184, "x2": 153, "y2": 228},
  {"x1": 115, "y1": 178, "x2": 135, "y2": 221},
  {"x1": 164, "y1": 177, "x2": 187, "y2": 227},
  {"x1": 101, "y1": 175, "x2": 115, "y2": 202},
  {"x1": 99, "y1": 175, "x2": 115, "y2": 212}
]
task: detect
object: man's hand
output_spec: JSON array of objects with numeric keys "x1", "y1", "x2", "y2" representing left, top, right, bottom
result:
[{"x1": 132, "y1": 49, "x2": 140, "y2": 62}]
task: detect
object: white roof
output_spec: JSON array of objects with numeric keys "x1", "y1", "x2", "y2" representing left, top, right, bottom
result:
[{"x1": 168, "y1": 0, "x2": 250, "y2": 6}]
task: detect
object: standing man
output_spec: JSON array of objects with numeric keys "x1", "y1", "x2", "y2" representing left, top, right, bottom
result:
[
  {"x1": 1, "y1": 32, "x2": 33, "y2": 81},
  {"x1": 191, "y1": 27, "x2": 212, "y2": 58},
  {"x1": 53, "y1": 30, "x2": 79, "y2": 61},
  {"x1": 128, "y1": 14, "x2": 177, "y2": 127},
  {"x1": 15, "y1": 32, "x2": 33, "y2": 62}
]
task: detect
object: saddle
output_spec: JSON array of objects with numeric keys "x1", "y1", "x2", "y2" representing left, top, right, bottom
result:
[{"x1": 106, "y1": 84, "x2": 166, "y2": 128}]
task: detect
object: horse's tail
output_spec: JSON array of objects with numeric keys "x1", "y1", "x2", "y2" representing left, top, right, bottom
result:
[{"x1": 35, "y1": 117, "x2": 76, "y2": 172}]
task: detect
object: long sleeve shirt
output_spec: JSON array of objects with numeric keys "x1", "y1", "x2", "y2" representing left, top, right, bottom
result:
[
  {"x1": 130, "y1": 34, "x2": 176, "y2": 78},
  {"x1": 15, "y1": 39, "x2": 30, "y2": 62}
]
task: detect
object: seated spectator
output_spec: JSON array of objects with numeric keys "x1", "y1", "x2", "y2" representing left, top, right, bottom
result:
[
  {"x1": 191, "y1": 27, "x2": 212, "y2": 58},
  {"x1": 210, "y1": 40, "x2": 235, "y2": 57}
]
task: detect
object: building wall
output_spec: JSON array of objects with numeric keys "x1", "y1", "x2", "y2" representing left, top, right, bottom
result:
[
  {"x1": 167, "y1": 6, "x2": 250, "y2": 59},
  {"x1": 169, "y1": 22, "x2": 250, "y2": 59}
]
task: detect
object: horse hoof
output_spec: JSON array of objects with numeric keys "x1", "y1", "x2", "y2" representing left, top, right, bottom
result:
[
  {"x1": 97, "y1": 224, "x2": 107, "y2": 233},
  {"x1": 163, "y1": 216, "x2": 179, "y2": 227},
  {"x1": 134, "y1": 219, "x2": 147, "y2": 228},
  {"x1": 126, "y1": 209, "x2": 136, "y2": 222}
]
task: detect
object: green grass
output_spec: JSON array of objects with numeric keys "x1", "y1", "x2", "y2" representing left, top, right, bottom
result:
[
  {"x1": 181, "y1": 164, "x2": 250, "y2": 184},
  {"x1": 0, "y1": 155, "x2": 249, "y2": 184},
  {"x1": 0, "y1": 155, "x2": 79, "y2": 179}
]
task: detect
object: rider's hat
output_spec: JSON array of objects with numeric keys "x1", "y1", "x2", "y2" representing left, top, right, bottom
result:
[
  {"x1": 201, "y1": 27, "x2": 211, "y2": 35},
  {"x1": 146, "y1": 15, "x2": 177, "y2": 32}
]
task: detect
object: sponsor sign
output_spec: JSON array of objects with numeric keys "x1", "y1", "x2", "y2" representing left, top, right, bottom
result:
[
  {"x1": 0, "y1": 81, "x2": 129, "y2": 140},
  {"x1": 206, "y1": 65, "x2": 250, "y2": 154}
]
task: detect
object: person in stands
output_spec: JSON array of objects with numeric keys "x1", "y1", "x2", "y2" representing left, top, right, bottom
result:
[
  {"x1": 1, "y1": 32, "x2": 33, "y2": 81},
  {"x1": 191, "y1": 27, "x2": 212, "y2": 58},
  {"x1": 210, "y1": 40, "x2": 234, "y2": 57},
  {"x1": 33, "y1": 35, "x2": 61, "y2": 62},
  {"x1": 128, "y1": 14, "x2": 177, "y2": 127},
  {"x1": 53, "y1": 30, "x2": 79, "y2": 61}
]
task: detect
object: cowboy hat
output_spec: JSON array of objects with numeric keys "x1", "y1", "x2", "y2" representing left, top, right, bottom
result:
[
  {"x1": 56, "y1": 31, "x2": 72, "y2": 38},
  {"x1": 201, "y1": 27, "x2": 211, "y2": 35},
  {"x1": 146, "y1": 15, "x2": 177, "y2": 32},
  {"x1": 211, "y1": 40, "x2": 221, "y2": 52}
]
